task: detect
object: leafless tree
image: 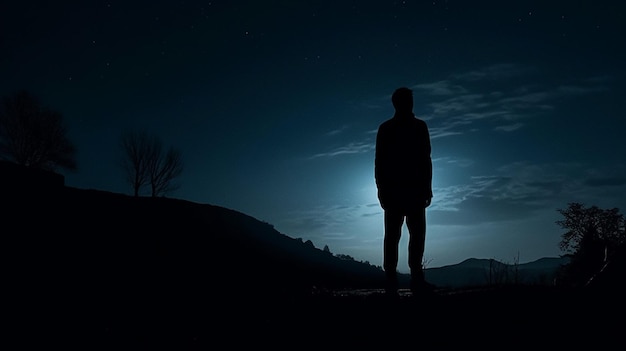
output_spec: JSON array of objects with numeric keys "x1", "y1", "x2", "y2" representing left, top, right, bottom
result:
[
  {"x1": 145, "y1": 138, "x2": 183, "y2": 197},
  {"x1": 0, "y1": 90, "x2": 77, "y2": 172},
  {"x1": 119, "y1": 130, "x2": 183, "y2": 197},
  {"x1": 119, "y1": 130, "x2": 151, "y2": 197}
]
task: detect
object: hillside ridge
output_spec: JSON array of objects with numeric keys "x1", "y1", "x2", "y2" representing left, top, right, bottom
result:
[{"x1": 2, "y1": 162, "x2": 568, "y2": 292}]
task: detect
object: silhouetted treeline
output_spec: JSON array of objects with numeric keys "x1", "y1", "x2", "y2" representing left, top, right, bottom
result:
[
  {"x1": 555, "y1": 202, "x2": 626, "y2": 289},
  {"x1": 1, "y1": 89, "x2": 185, "y2": 198},
  {"x1": 0, "y1": 90, "x2": 76, "y2": 172}
]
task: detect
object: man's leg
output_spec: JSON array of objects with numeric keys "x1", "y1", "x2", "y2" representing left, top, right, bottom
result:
[
  {"x1": 383, "y1": 209, "x2": 404, "y2": 293},
  {"x1": 406, "y1": 208, "x2": 426, "y2": 291}
]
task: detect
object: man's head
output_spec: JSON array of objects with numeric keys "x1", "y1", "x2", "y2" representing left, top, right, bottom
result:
[{"x1": 391, "y1": 87, "x2": 413, "y2": 114}]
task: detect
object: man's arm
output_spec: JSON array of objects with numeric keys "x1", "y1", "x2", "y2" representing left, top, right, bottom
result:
[
  {"x1": 374, "y1": 125, "x2": 384, "y2": 188},
  {"x1": 422, "y1": 120, "x2": 433, "y2": 202}
]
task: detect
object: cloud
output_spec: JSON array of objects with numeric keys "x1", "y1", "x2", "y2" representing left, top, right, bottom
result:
[
  {"x1": 494, "y1": 123, "x2": 523, "y2": 132},
  {"x1": 309, "y1": 140, "x2": 375, "y2": 158},
  {"x1": 428, "y1": 94, "x2": 486, "y2": 115},
  {"x1": 278, "y1": 202, "x2": 381, "y2": 247},
  {"x1": 429, "y1": 128, "x2": 464, "y2": 139},
  {"x1": 428, "y1": 118, "x2": 471, "y2": 139},
  {"x1": 427, "y1": 160, "x2": 626, "y2": 227},
  {"x1": 311, "y1": 63, "x2": 611, "y2": 162},
  {"x1": 414, "y1": 65, "x2": 609, "y2": 139},
  {"x1": 452, "y1": 63, "x2": 531, "y2": 81},
  {"x1": 584, "y1": 176, "x2": 626, "y2": 187},
  {"x1": 582, "y1": 165, "x2": 626, "y2": 190},
  {"x1": 412, "y1": 80, "x2": 468, "y2": 96},
  {"x1": 428, "y1": 162, "x2": 589, "y2": 225},
  {"x1": 428, "y1": 196, "x2": 542, "y2": 225},
  {"x1": 325, "y1": 125, "x2": 349, "y2": 136},
  {"x1": 433, "y1": 156, "x2": 475, "y2": 168},
  {"x1": 463, "y1": 110, "x2": 510, "y2": 121},
  {"x1": 556, "y1": 85, "x2": 608, "y2": 95},
  {"x1": 500, "y1": 91, "x2": 552, "y2": 105}
]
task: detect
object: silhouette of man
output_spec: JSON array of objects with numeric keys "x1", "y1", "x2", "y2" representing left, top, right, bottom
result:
[{"x1": 375, "y1": 87, "x2": 433, "y2": 295}]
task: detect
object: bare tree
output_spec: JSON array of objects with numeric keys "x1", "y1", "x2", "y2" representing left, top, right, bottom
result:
[
  {"x1": 119, "y1": 130, "x2": 183, "y2": 197},
  {"x1": 119, "y1": 130, "x2": 151, "y2": 196},
  {"x1": 145, "y1": 138, "x2": 183, "y2": 197},
  {"x1": 0, "y1": 90, "x2": 77, "y2": 172}
]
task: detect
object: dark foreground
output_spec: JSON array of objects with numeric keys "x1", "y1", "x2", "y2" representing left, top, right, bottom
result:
[
  {"x1": 3, "y1": 183, "x2": 623, "y2": 349},
  {"x1": 9, "y1": 284, "x2": 623, "y2": 349}
]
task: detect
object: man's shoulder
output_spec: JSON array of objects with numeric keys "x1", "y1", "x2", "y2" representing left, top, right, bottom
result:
[
  {"x1": 406, "y1": 116, "x2": 429, "y2": 130},
  {"x1": 379, "y1": 116, "x2": 428, "y2": 129},
  {"x1": 380, "y1": 116, "x2": 396, "y2": 124},
  {"x1": 414, "y1": 117, "x2": 428, "y2": 127},
  {"x1": 378, "y1": 117, "x2": 395, "y2": 130}
]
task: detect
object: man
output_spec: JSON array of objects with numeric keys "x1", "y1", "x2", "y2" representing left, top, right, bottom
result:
[{"x1": 375, "y1": 87, "x2": 433, "y2": 296}]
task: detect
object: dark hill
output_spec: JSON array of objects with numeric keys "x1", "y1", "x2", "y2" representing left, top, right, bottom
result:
[
  {"x1": 5, "y1": 183, "x2": 388, "y2": 299},
  {"x1": 4, "y1": 180, "x2": 387, "y2": 347},
  {"x1": 3, "y1": 164, "x2": 624, "y2": 349}
]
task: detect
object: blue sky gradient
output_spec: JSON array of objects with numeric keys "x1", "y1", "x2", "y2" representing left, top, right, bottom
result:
[{"x1": 2, "y1": 1, "x2": 625, "y2": 271}]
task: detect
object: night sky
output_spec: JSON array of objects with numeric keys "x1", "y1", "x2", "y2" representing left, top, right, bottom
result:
[{"x1": 2, "y1": 1, "x2": 625, "y2": 271}]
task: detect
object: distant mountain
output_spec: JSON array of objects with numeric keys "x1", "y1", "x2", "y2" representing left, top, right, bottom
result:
[{"x1": 425, "y1": 256, "x2": 570, "y2": 288}]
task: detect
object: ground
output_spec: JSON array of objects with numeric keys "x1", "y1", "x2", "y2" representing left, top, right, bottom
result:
[{"x1": 24, "y1": 285, "x2": 616, "y2": 349}]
